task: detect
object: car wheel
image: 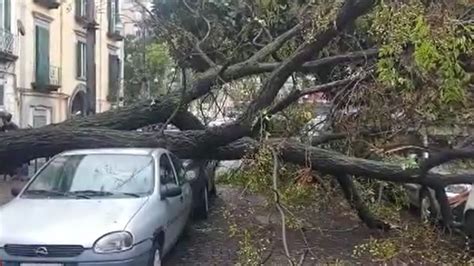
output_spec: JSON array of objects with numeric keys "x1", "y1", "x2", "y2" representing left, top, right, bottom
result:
[
  {"x1": 148, "y1": 241, "x2": 162, "y2": 266},
  {"x1": 195, "y1": 185, "x2": 209, "y2": 220},
  {"x1": 419, "y1": 188, "x2": 437, "y2": 224}
]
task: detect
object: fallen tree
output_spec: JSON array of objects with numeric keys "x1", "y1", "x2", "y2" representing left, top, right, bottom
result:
[{"x1": 1, "y1": 0, "x2": 473, "y2": 233}]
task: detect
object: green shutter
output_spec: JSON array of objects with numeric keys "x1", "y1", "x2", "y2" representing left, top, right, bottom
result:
[
  {"x1": 107, "y1": 0, "x2": 112, "y2": 33},
  {"x1": 75, "y1": 0, "x2": 80, "y2": 17},
  {"x1": 4, "y1": 0, "x2": 10, "y2": 32},
  {"x1": 35, "y1": 26, "x2": 50, "y2": 87},
  {"x1": 108, "y1": 54, "x2": 119, "y2": 101},
  {"x1": 76, "y1": 42, "x2": 81, "y2": 78}
]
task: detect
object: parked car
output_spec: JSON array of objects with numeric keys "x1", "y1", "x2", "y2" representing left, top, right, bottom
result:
[
  {"x1": 0, "y1": 148, "x2": 194, "y2": 266},
  {"x1": 404, "y1": 182, "x2": 474, "y2": 240},
  {"x1": 182, "y1": 159, "x2": 218, "y2": 219}
]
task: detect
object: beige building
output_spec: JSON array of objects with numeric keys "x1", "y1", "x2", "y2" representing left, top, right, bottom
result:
[
  {"x1": 0, "y1": 0, "x2": 124, "y2": 128},
  {"x1": 121, "y1": 0, "x2": 151, "y2": 37}
]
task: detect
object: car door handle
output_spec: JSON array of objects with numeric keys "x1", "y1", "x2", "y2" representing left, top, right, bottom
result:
[{"x1": 179, "y1": 195, "x2": 183, "y2": 202}]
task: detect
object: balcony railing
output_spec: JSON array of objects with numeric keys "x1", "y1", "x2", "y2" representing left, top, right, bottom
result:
[
  {"x1": 0, "y1": 29, "x2": 18, "y2": 61},
  {"x1": 32, "y1": 65, "x2": 61, "y2": 91},
  {"x1": 33, "y1": 0, "x2": 61, "y2": 9}
]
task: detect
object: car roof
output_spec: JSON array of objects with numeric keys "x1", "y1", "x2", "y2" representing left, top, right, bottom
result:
[{"x1": 60, "y1": 148, "x2": 168, "y2": 156}]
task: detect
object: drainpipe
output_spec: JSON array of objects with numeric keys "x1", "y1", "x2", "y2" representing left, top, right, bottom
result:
[{"x1": 86, "y1": 0, "x2": 97, "y2": 114}]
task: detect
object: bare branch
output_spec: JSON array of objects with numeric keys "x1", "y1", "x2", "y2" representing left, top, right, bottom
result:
[
  {"x1": 257, "y1": 48, "x2": 379, "y2": 73},
  {"x1": 248, "y1": 24, "x2": 302, "y2": 63},
  {"x1": 241, "y1": 0, "x2": 376, "y2": 123}
]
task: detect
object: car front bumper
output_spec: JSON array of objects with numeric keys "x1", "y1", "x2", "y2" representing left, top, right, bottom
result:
[{"x1": 0, "y1": 240, "x2": 152, "y2": 266}]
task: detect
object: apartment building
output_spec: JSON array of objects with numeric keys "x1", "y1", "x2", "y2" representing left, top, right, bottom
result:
[
  {"x1": 0, "y1": 0, "x2": 124, "y2": 128},
  {"x1": 121, "y1": 0, "x2": 152, "y2": 37},
  {"x1": 0, "y1": 0, "x2": 18, "y2": 124}
]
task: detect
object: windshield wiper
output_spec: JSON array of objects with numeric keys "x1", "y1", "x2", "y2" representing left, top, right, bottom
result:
[
  {"x1": 23, "y1": 190, "x2": 90, "y2": 199},
  {"x1": 69, "y1": 190, "x2": 142, "y2": 198},
  {"x1": 118, "y1": 192, "x2": 141, "y2": 198},
  {"x1": 69, "y1": 190, "x2": 114, "y2": 197}
]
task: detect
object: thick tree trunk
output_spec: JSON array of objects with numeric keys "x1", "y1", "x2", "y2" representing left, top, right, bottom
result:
[{"x1": 2, "y1": 127, "x2": 472, "y2": 186}]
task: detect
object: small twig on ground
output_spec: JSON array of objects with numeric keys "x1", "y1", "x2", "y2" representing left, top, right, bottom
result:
[
  {"x1": 299, "y1": 228, "x2": 318, "y2": 260},
  {"x1": 260, "y1": 244, "x2": 275, "y2": 264},
  {"x1": 239, "y1": 182, "x2": 250, "y2": 199},
  {"x1": 297, "y1": 250, "x2": 308, "y2": 266},
  {"x1": 270, "y1": 147, "x2": 294, "y2": 266}
]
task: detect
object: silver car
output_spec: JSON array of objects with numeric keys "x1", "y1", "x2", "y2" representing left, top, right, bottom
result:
[{"x1": 0, "y1": 148, "x2": 193, "y2": 266}]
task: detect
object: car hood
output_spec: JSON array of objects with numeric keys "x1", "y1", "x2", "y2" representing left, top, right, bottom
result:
[{"x1": 0, "y1": 197, "x2": 149, "y2": 248}]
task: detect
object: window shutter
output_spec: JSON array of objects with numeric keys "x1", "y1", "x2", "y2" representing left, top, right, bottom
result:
[
  {"x1": 35, "y1": 26, "x2": 50, "y2": 87},
  {"x1": 0, "y1": 84, "x2": 4, "y2": 106},
  {"x1": 75, "y1": 0, "x2": 81, "y2": 17},
  {"x1": 107, "y1": 0, "x2": 112, "y2": 33},
  {"x1": 76, "y1": 42, "x2": 81, "y2": 78},
  {"x1": 108, "y1": 54, "x2": 119, "y2": 101},
  {"x1": 4, "y1": 0, "x2": 10, "y2": 32},
  {"x1": 82, "y1": 43, "x2": 87, "y2": 79}
]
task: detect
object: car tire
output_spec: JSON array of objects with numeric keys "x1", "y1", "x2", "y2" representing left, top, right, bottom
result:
[
  {"x1": 195, "y1": 185, "x2": 209, "y2": 220},
  {"x1": 148, "y1": 241, "x2": 162, "y2": 266},
  {"x1": 419, "y1": 188, "x2": 437, "y2": 224}
]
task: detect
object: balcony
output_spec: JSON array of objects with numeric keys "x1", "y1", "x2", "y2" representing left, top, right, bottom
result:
[
  {"x1": 32, "y1": 65, "x2": 61, "y2": 91},
  {"x1": 107, "y1": 28, "x2": 124, "y2": 41},
  {"x1": 0, "y1": 29, "x2": 18, "y2": 62},
  {"x1": 33, "y1": 0, "x2": 61, "y2": 9}
]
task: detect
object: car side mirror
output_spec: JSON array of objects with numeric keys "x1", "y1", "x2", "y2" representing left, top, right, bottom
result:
[
  {"x1": 160, "y1": 184, "x2": 182, "y2": 199},
  {"x1": 11, "y1": 187, "x2": 21, "y2": 197}
]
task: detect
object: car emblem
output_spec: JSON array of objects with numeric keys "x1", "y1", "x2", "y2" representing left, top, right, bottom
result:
[{"x1": 35, "y1": 246, "x2": 49, "y2": 256}]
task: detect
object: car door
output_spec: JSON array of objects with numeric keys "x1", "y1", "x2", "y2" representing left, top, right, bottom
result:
[
  {"x1": 159, "y1": 153, "x2": 182, "y2": 252},
  {"x1": 169, "y1": 153, "x2": 193, "y2": 230}
]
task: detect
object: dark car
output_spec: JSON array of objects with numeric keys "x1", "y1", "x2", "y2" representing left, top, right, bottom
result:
[{"x1": 182, "y1": 159, "x2": 218, "y2": 219}]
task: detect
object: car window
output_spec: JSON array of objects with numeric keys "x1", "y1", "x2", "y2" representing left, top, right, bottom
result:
[
  {"x1": 169, "y1": 154, "x2": 186, "y2": 185},
  {"x1": 24, "y1": 154, "x2": 154, "y2": 197},
  {"x1": 159, "y1": 154, "x2": 178, "y2": 186}
]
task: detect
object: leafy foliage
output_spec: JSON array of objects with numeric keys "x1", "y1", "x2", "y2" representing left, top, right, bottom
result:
[
  {"x1": 123, "y1": 36, "x2": 174, "y2": 103},
  {"x1": 367, "y1": 0, "x2": 473, "y2": 121}
]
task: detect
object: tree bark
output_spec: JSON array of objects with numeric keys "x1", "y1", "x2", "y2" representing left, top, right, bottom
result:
[{"x1": 336, "y1": 174, "x2": 390, "y2": 230}]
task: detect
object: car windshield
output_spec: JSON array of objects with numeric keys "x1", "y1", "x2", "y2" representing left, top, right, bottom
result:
[{"x1": 22, "y1": 154, "x2": 154, "y2": 199}]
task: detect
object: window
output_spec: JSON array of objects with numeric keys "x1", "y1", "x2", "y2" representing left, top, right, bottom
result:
[
  {"x1": 107, "y1": 0, "x2": 119, "y2": 33},
  {"x1": 35, "y1": 24, "x2": 50, "y2": 86},
  {"x1": 24, "y1": 154, "x2": 154, "y2": 197},
  {"x1": 0, "y1": 0, "x2": 11, "y2": 31},
  {"x1": 75, "y1": 0, "x2": 87, "y2": 18},
  {"x1": 0, "y1": 84, "x2": 4, "y2": 106},
  {"x1": 32, "y1": 108, "x2": 48, "y2": 128},
  {"x1": 31, "y1": 106, "x2": 51, "y2": 128},
  {"x1": 76, "y1": 41, "x2": 86, "y2": 79},
  {"x1": 159, "y1": 154, "x2": 177, "y2": 186}
]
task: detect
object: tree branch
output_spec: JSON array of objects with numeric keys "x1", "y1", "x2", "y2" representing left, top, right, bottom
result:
[
  {"x1": 241, "y1": 0, "x2": 376, "y2": 123},
  {"x1": 247, "y1": 24, "x2": 302, "y2": 63},
  {"x1": 336, "y1": 174, "x2": 390, "y2": 230}
]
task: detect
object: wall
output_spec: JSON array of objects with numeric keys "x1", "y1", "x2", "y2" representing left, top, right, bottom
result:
[
  {"x1": 15, "y1": 0, "x2": 124, "y2": 127},
  {"x1": 0, "y1": 0, "x2": 19, "y2": 124}
]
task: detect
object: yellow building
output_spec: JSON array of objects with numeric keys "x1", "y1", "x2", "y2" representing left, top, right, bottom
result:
[{"x1": 0, "y1": 0, "x2": 124, "y2": 127}]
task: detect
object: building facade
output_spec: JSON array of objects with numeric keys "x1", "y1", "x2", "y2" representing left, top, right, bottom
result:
[
  {"x1": 121, "y1": 0, "x2": 152, "y2": 37},
  {"x1": 0, "y1": 0, "x2": 18, "y2": 124},
  {"x1": 0, "y1": 0, "x2": 124, "y2": 128}
]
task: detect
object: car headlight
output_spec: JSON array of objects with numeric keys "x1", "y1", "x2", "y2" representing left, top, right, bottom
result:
[
  {"x1": 445, "y1": 184, "x2": 471, "y2": 194},
  {"x1": 93, "y1": 231, "x2": 133, "y2": 253}
]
